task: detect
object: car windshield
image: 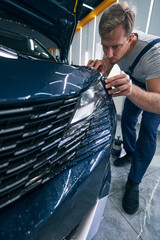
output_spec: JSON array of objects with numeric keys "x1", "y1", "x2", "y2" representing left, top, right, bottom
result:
[{"x1": 0, "y1": 29, "x2": 55, "y2": 61}]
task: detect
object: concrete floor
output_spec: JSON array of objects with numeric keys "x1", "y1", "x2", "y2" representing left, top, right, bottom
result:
[{"x1": 93, "y1": 120, "x2": 160, "y2": 240}]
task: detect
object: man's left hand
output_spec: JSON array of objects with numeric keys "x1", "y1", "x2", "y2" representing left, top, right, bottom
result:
[{"x1": 105, "y1": 73, "x2": 132, "y2": 97}]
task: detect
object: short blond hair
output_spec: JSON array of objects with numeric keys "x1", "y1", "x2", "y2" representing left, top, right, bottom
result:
[{"x1": 99, "y1": 2, "x2": 136, "y2": 39}]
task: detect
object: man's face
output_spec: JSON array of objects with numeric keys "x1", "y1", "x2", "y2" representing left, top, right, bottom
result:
[{"x1": 101, "y1": 24, "x2": 131, "y2": 65}]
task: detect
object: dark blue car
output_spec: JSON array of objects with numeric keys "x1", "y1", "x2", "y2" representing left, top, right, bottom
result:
[{"x1": 0, "y1": 1, "x2": 116, "y2": 239}]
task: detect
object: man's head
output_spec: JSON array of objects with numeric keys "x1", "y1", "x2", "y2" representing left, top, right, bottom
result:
[
  {"x1": 99, "y1": 2, "x2": 136, "y2": 65},
  {"x1": 99, "y1": 2, "x2": 136, "y2": 39}
]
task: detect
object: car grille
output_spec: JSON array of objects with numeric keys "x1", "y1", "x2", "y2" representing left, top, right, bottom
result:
[{"x1": 0, "y1": 95, "x2": 115, "y2": 209}]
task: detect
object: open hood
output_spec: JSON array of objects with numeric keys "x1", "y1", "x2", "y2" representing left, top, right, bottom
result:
[{"x1": 0, "y1": 0, "x2": 84, "y2": 62}]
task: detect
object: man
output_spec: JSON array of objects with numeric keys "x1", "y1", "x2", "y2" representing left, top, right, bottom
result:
[{"x1": 87, "y1": 2, "x2": 160, "y2": 214}]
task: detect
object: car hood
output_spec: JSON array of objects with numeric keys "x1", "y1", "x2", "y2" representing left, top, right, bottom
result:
[
  {"x1": 0, "y1": 57, "x2": 101, "y2": 102},
  {"x1": 0, "y1": 0, "x2": 84, "y2": 62}
]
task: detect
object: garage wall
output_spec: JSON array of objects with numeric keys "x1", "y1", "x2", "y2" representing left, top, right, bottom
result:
[
  {"x1": 69, "y1": 0, "x2": 160, "y2": 122},
  {"x1": 70, "y1": 13, "x2": 102, "y2": 66}
]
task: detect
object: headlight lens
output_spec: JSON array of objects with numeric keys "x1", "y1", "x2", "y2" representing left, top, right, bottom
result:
[
  {"x1": 61, "y1": 80, "x2": 107, "y2": 140},
  {"x1": 71, "y1": 80, "x2": 106, "y2": 124}
]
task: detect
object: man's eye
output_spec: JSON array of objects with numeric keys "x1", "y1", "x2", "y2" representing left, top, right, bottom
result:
[
  {"x1": 103, "y1": 46, "x2": 108, "y2": 50},
  {"x1": 113, "y1": 45, "x2": 119, "y2": 49}
]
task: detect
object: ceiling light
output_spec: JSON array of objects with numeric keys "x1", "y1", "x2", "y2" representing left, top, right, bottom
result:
[{"x1": 83, "y1": 3, "x2": 94, "y2": 10}]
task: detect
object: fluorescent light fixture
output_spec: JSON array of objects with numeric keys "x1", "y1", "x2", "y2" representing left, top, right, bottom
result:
[
  {"x1": 92, "y1": 16, "x2": 97, "y2": 59},
  {"x1": 145, "y1": 0, "x2": 154, "y2": 34},
  {"x1": 79, "y1": 27, "x2": 82, "y2": 65},
  {"x1": 29, "y1": 39, "x2": 34, "y2": 51},
  {"x1": 0, "y1": 49, "x2": 18, "y2": 59},
  {"x1": 69, "y1": 44, "x2": 72, "y2": 65},
  {"x1": 85, "y1": 51, "x2": 89, "y2": 66},
  {"x1": 83, "y1": 3, "x2": 94, "y2": 10}
]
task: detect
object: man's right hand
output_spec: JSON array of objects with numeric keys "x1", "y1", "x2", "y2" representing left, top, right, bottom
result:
[{"x1": 86, "y1": 59, "x2": 107, "y2": 75}]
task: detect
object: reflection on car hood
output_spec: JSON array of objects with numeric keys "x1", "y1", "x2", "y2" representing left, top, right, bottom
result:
[
  {"x1": 0, "y1": 58, "x2": 100, "y2": 102},
  {"x1": 0, "y1": 0, "x2": 84, "y2": 62}
]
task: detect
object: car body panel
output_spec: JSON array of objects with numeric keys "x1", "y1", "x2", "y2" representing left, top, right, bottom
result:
[
  {"x1": 0, "y1": 148, "x2": 112, "y2": 240},
  {"x1": 0, "y1": 1, "x2": 117, "y2": 239},
  {"x1": 0, "y1": 56, "x2": 100, "y2": 101}
]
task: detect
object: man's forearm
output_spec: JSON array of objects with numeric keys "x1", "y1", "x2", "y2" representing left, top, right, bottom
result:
[
  {"x1": 128, "y1": 84, "x2": 160, "y2": 114},
  {"x1": 105, "y1": 74, "x2": 160, "y2": 114}
]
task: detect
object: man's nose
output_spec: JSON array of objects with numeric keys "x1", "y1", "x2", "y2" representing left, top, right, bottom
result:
[{"x1": 106, "y1": 48, "x2": 113, "y2": 58}]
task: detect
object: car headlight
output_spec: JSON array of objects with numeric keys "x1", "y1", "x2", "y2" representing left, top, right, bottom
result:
[
  {"x1": 60, "y1": 79, "x2": 107, "y2": 141},
  {"x1": 71, "y1": 80, "x2": 106, "y2": 124}
]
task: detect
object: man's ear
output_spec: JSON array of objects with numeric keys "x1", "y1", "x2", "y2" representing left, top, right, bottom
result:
[{"x1": 128, "y1": 33, "x2": 134, "y2": 43}]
